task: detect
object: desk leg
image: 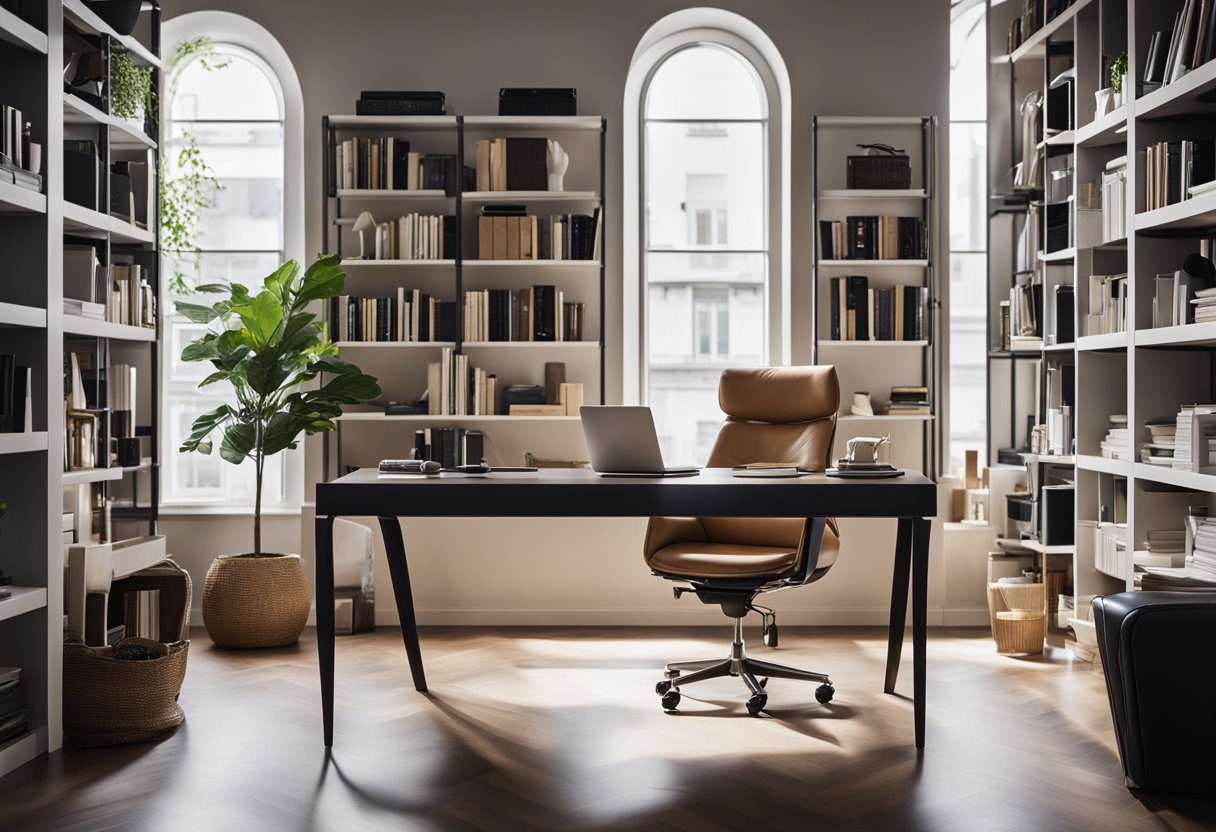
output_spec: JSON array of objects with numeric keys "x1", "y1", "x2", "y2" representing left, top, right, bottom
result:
[
  {"x1": 377, "y1": 517, "x2": 428, "y2": 692},
  {"x1": 884, "y1": 517, "x2": 913, "y2": 694},
  {"x1": 911, "y1": 516, "x2": 931, "y2": 749},
  {"x1": 316, "y1": 514, "x2": 335, "y2": 747}
]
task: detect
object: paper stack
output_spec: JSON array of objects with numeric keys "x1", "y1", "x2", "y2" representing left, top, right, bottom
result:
[{"x1": 1100, "y1": 414, "x2": 1131, "y2": 460}]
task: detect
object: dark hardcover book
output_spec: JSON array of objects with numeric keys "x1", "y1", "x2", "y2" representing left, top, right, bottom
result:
[
  {"x1": 392, "y1": 138, "x2": 411, "y2": 189},
  {"x1": 847, "y1": 217, "x2": 866, "y2": 260},
  {"x1": 903, "y1": 285, "x2": 917, "y2": 341},
  {"x1": 414, "y1": 429, "x2": 426, "y2": 460},
  {"x1": 1204, "y1": 6, "x2": 1216, "y2": 65},
  {"x1": 819, "y1": 220, "x2": 834, "y2": 260},
  {"x1": 64, "y1": 141, "x2": 99, "y2": 210},
  {"x1": 418, "y1": 293, "x2": 431, "y2": 341},
  {"x1": 376, "y1": 298, "x2": 390, "y2": 342},
  {"x1": 481, "y1": 203, "x2": 528, "y2": 216},
  {"x1": 0, "y1": 354, "x2": 13, "y2": 431},
  {"x1": 915, "y1": 287, "x2": 928, "y2": 340},
  {"x1": 877, "y1": 288, "x2": 893, "y2": 340},
  {"x1": 829, "y1": 277, "x2": 841, "y2": 340},
  {"x1": 867, "y1": 216, "x2": 879, "y2": 259},
  {"x1": 505, "y1": 137, "x2": 548, "y2": 191},
  {"x1": 1167, "y1": 140, "x2": 1183, "y2": 205},
  {"x1": 359, "y1": 137, "x2": 369, "y2": 189},
  {"x1": 442, "y1": 215, "x2": 457, "y2": 259},
  {"x1": 437, "y1": 300, "x2": 459, "y2": 342},
  {"x1": 534, "y1": 285, "x2": 557, "y2": 341},
  {"x1": 7, "y1": 366, "x2": 30, "y2": 433},
  {"x1": 846, "y1": 275, "x2": 869, "y2": 340},
  {"x1": 464, "y1": 430, "x2": 485, "y2": 466},
  {"x1": 1191, "y1": 139, "x2": 1216, "y2": 189}
]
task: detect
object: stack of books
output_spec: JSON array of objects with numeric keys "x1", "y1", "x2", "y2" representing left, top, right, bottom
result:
[
  {"x1": 426, "y1": 347, "x2": 494, "y2": 416},
  {"x1": 1100, "y1": 415, "x2": 1131, "y2": 460},
  {"x1": 1144, "y1": 139, "x2": 1215, "y2": 211},
  {"x1": 818, "y1": 216, "x2": 927, "y2": 260},
  {"x1": 888, "y1": 386, "x2": 930, "y2": 416},
  {"x1": 1136, "y1": 529, "x2": 1187, "y2": 568},
  {"x1": 1174, "y1": 405, "x2": 1216, "y2": 471},
  {"x1": 328, "y1": 291, "x2": 457, "y2": 343},
  {"x1": 334, "y1": 137, "x2": 468, "y2": 193},
  {"x1": 477, "y1": 206, "x2": 601, "y2": 261},
  {"x1": 462, "y1": 287, "x2": 583, "y2": 342},
  {"x1": 361, "y1": 213, "x2": 456, "y2": 261},
  {"x1": 413, "y1": 427, "x2": 483, "y2": 469},
  {"x1": 827, "y1": 276, "x2": 928, "y2": 341},
  {"x1": 475, "y1": 137, "x2": 548, "y2": 192},
  {"x1": 1141, "y1": 417, "x2": 1177, "y2": 466},
  {"x1": 0, "y1": 668, "x2": 26, "y2": 744},
  {"x1": 1192, "y1": 287, "x2": 1216, "y2": 324}
]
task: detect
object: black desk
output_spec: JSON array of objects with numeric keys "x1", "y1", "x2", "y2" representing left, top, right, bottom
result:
[{"x1": 315, "y1": 468, "x2": 937, "y2": 747}]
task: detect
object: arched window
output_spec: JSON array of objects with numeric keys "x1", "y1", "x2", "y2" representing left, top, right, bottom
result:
[
  {"x1": 625, "y1": 12, "x2": 790, "y2": 467},
  {"x1": 161, "y1": 14, "x2": 303, "y2": 509}
]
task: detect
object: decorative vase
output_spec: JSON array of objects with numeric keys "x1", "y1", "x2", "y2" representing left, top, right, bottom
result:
[
  {"x1": 1094, "y1": 88, "x2": 1113, "y2": 118},
  {"x1": 202, "y1": 553, "x2": 311, "y2": 648},
  {"x1": 83, "y1": 0, "x2": 143, "y2": 36}
]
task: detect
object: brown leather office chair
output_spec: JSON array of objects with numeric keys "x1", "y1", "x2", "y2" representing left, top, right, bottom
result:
[{"x1": 646, "y1": 365, "x2": 841, "y2": 716}]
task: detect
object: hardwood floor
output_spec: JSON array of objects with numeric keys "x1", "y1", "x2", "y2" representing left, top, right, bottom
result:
[{"x1": 2, "y1": 625, "x2": 1215, "y2": 831}]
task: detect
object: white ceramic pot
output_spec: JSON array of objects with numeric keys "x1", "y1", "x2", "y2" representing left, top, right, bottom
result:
[{"x1": 1094, "y1": 88, "x2": 1112, "y2": 118}]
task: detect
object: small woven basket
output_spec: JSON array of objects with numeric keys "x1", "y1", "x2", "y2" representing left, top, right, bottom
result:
[
  {"x1": 63, "y1": 637, "x2": 189, "y2": 747},
  {"x1": 847, "y1": 144, "x2": 912, "y2": 189},
  {"x1": 987, "y1": 582, "x2": 1045, "y2": 655},
  {"x1": 203, "y1": 553, "x2": 311, "y2": 648}
]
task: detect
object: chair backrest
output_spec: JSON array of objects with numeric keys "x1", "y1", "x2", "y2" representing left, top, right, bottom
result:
[{"x1": 700, "y1": 365, "x2": 839, "y2": 548}]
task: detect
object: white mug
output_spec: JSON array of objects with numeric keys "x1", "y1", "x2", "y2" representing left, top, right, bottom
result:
[{"x1": 28, "y1": 143, "x2": 41, "y2": 175}]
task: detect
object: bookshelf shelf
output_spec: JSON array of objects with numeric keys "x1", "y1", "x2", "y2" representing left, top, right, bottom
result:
[
  {"x1": 838, "y1": 414, "x2": 935, "y2": 422},
  {"x1": 335, "y1": 341, "x2": 456, "y2": 349},
  {"x1": 62, "y1": 316, "x2": 156, "y2": 342},
  {"x1": 1135, "y1": 58, "x2": 1216, "y2": 120},
  {"x1": 1045, "y1": 130, "x2": 1075, "y2": 147},
  {"x1": 1077, "y1": 454, "x2": 1129, "y2": 476},
  {"x1": 1038, "y1": 248, "x2": 1075, "y2": 263},
  {"x1": 62, "y1": 202, "x2": 155, "y2": 244},
  {"x1": 462, "y1": 259, "x2": 599, "y2": 270},
  {"x1": 461, "y1": 190, "x2": 599, "y2": 203},
  {"x1": 0, "y1": 301, "x2": 46, "y2": 329},
  {"x1": 1076, "y1": 332, "x2": 1127, "y2": 352},
  {"x1": 0, "y1": 6, "x2": 46, "y2": 53},
  {"x1": 1133, "y1": 463, "x2": 1216, "y2": 493},
  {"x1": 817, "y1": 189, "x2": 927, "y2": 200},
  {"x1": 1019, "y1": 454, "x2": 1076, "y2": 465},
  {"x1": 460, "y1": 341, "x2": 599, "y2": 349},
  {"x1": 1134, "y1": 323, "x2": 1216, "y2": 349},
  {"x1": 1018, "y1": 539, "x2": 1075, "y2": 556},
  {"x1": 1075, "y1": 107, "x2": 1127, "y2": 148},
  {"x1": 62, "y1": 466, "x2": 126, "y2": 486},
  {"x1": 0, "y1": 432, "x2": 48, "y2": 455},
  {"x1": 1134, "y1": 190, "x2": 1216, "y2": 233},
  {"x1": 335, "y1": 189, "x2": 449, "y2": 200},
  {"x1": 327, "y1": 115, "x2": 458, "y2": 130},
  {"x1": 335, "y1": 413, "x2": 581, "y2": 423},
  {"x1": 818, "y1": 259, "x2": 929, "y2": 268},
  {"x1": 62, "y1": 0, "x2": 161, "y2": 69},
  {"x1": 339, "y1": 259, "x2": 456, "y2": 268},
  {"x1": 1042, "y1": 341, "x2": 1075, "y2": 353},
  {"x1": 63, "y1": 93, "x2": 157, "y2": 150},
  {"x1": 462, "y1": 115, "x2": 603, "y2": 131},
  {"x1": 818, "y1": 340, "x2": 929, "y2": 348},
  {"x1": 0, "y1": 180, "x2": 46, "y2": 214},
  {"x1": 0, "y1": 587, "x2": 49, "y2": 623},
  {"x1": 1002, "y1": 0, "x2": 1092, "y2": 64}
]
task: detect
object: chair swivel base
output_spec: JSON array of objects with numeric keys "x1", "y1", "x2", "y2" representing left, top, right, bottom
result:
[{"x1": 654, "y1": 618, "x2": 834, "y2": 716}]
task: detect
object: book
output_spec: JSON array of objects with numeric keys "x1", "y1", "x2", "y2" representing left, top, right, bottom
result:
[{"x1": 819, "y1": 216, "x2": 926, "y2": 260}]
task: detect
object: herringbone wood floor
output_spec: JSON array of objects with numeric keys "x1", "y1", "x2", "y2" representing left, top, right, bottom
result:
[{"x1": 1, "y1": 625, "x2": 1214, "y2": 831}]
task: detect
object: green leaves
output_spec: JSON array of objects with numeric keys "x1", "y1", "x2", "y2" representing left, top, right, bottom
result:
[{"x1": 177, "y1": 254, "x2": 381, "y2": 484}]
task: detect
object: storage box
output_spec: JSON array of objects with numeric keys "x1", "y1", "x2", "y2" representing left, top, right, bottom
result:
[{"x1": 846, "y1": 147, "x2": 912, "y2": 189}]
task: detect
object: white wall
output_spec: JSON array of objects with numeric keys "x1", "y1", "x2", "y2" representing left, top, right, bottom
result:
[{"x1": 159, "y1": 0, "x2": 991, "y2": 627}]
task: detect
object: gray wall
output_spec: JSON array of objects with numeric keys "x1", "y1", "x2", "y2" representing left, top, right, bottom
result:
[{"x1": 162, "y1": 0, "x2": 949, "y2": 401}]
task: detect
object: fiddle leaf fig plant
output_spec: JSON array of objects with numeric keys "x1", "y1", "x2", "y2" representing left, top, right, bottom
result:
[{"x1": 178, "y1": 255, "x2": 381, "y2": 554}]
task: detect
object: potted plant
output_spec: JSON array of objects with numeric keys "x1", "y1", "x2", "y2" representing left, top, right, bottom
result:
[
  {"x1": 1110, "y1": 51, "x2": 1128, "y2": 109},
  {"x1": 177, "y1": 254, "x2": 381, "y2": 648},
  {"x1": 109, "y1": 47, "x2": 154, "y2": 128}
]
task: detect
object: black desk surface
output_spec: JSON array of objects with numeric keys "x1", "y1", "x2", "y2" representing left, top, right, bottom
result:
[{"x1": 317, "y1": 468, "x2": 938, "y2": 519}]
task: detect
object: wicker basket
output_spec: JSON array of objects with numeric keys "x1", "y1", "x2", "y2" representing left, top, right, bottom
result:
[
  {"x1": 987, "y1": 582, "x2": 1045, "y2": 655},
  {"x1": 203, "y1": 553, "x2": 311, "y2": 648},
  {"x1": 847, "y1": 144, "x2": 912, "y2": 189},
  {"x1": 63, "y1": 637, "x2": 189, "y2": 747}
]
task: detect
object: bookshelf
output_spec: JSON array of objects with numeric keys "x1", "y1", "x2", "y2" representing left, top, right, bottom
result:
[
  {"x1": 987, "y1": 0, "x2": 1216, "y2": 631},
  {"x1": 0, "y1": 1, "x2": 162, "y2": 777},
  {"x1": 321, "y1": 114, "x2": 606, "y2": 475},
  {"x1": 810, "y1": 115, "x2": 940, "y2": 477}
]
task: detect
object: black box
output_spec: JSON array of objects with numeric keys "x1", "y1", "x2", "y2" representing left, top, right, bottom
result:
[
  {"x1": 499, "y1": 88, "x2": 576, "y2": 117},
  {"x1": 502, "y1": 384, "x2": 545, "y2": 410},
  {"x1": 64, "y1": 141, "x2": 99, "y2": 210},
  {"x1": 1039, "y1": 484, "x2": 1074, "y2": 545},
  {"x1": 356, "y1": 91, "x2": 445, "y2": 116},
  {"x1": 1053, "y1": 284, "x2": 1074, "y2": 344}
]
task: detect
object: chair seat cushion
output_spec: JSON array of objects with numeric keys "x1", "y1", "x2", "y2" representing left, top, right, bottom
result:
[{"x1": 649, "y1": 522, "x2": 838, "y2": 580}]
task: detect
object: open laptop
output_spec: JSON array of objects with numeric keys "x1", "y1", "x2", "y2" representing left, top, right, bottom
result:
[{"x1": 579, "y1": 406, "x2": 699, "y2": 477}]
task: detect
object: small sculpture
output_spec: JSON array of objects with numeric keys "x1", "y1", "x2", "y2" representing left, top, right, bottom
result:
[
  {"x1": 352, "y1": 211, "x2": 377, "y2": 259},
  {"x1": 850, "y1": 391, "x2": 874, "y2": 417},
  {"x1": 547, "y1": 139, "x2": 568, "y2": 191}
]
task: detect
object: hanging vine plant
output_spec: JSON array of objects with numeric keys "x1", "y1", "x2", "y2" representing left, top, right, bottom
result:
[
  {"x1": 109, "y1": 48, "x2": 154, "y2": 122},
  {"x1": 161, "y1": 37, "x2": 230, "y2": 296}
]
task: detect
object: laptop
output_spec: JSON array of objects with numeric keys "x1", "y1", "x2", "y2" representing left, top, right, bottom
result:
[{"x1": 579, "y1": 406, "x2": 699, "y2": 477}]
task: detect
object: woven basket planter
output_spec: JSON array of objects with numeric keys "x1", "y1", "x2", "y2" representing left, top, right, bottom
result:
[
  {"x1": 63, "y1": 637, "x2": 189, "y2": 747},
  {"x1": 202, "y1": 553, "x2": 311, "y2": 648},
  {"x1": 987, "y1": 582, "x2": 1045, "y2": 655}
]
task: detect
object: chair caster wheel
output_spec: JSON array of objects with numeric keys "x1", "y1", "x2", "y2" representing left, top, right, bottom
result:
[
  {"x1": 661, "y1": 689, "x2": 681, "y2": 711},
  {"x1": 815, "y1": 684, "x2": 835, "y2": 704},
  {"x1": 763, "y1": 622, "x2": 779, "y2": 648},
  {"x1": 656, "y1": 680, "x2": 672, "y2": 696},
  {"x1": 746, "y1": 693, "x2": 767, "y2": 717}
]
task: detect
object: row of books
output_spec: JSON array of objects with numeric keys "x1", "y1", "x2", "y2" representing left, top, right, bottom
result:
[
  {"x1": 474, "y1": 137, "x2": 549, "y2": 192},
  {"x1": 462, "y1": 288, "x2": 585, "y2": 342},
  {"x1": 1085, "y1": 273, "x2": 1127, "y2": 336},
  {"x1": 333, "y1": 137, "x2": 472, "y2": 193},
  {"x1": 1143, "y1": 139, "x2": 1214, "y2": 212},
  {"x1": 1143, "y1": 0, "x2": 1216, "y2": 91},
  {"x1": 1152, "y1": 266, "x2": 1214, "y2": 328},
  {"x1": 0, "y1": 668, "x2": 26, "y2": 745},
  {"x1": 1100, "y1": 414, "x2": 1131, "y2": 461},
  {"x1": 818, "y1": 216, "x2": 927, "y2": 261},
  {"x1": 63, "y1": 247, "x2": 155, "y2": 329},
  {"x1": 476, "y1": 207, "x2": 600, "y2": 261},
  {"x1": 1174, "y1": 405, "x2": 1216, "y2": 472},
  {"x1": 413, "y1": 427, "x2": 485, "y2": 469},
  {"x1": 427, "y1": 348, "x2": 492, "y2": 416},
  {"x1": 827, "y1": 277, "x2": 929, "y2": 341},
  {"x1": 1137, "y1": 512, "x2": 1216, "y2": 590},
  {"x1": 1101, "y1": 159, "x2": 1127, "y2": 244},
  {"x1": 364, "y1": 213, "x2": 457, "y2": 261},
  {"x1": 888, "y1": 386, "x2": 930, "y2": 416},
  {"x1": 1, "y1": 103, "x2": 39, "y2": 193},
  {"x1": 328, "y1": 291, "x2": 458, "y2": 343},
  {"x1": 0, "y1": 355, "x2": 32, "y2": 434}
]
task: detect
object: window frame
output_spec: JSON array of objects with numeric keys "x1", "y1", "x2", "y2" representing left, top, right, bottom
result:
[{"x1": 159, "y1": 12, "x2": 305, "y2": 515}]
